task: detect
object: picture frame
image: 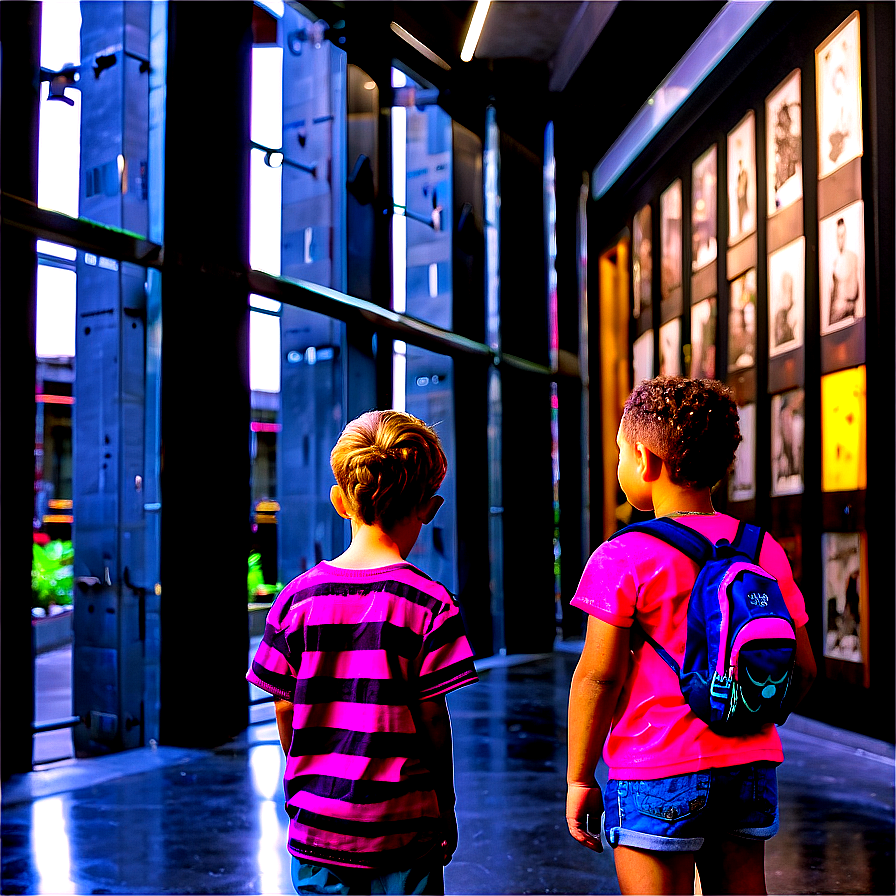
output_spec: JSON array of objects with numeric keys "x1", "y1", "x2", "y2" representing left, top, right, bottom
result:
[
  {"x1": 821, "y1": 365, "x2": 867, "y2": 492},
  {"x1": 633, "y1": 204, "x2": 653, "y2": 321},
  {"x1": 768, "y1": 237, "x2": 805, "y2": 357},
  {"x1": 728, "y1": 401, "x2": 755, "y2": 502},
  {"x1": 816, "y1": 12, "x2": 863, "y2": 179},
  {"x1": 632, "y1": 329, "x2": 654, "y2": 385},
  {"x1": 728, "y1": 268, "x2": 757, "y2": 371},
  {"x1": 659, "y1": 318, "x2": 681, "y2": 376},
  {"x1": 660, "y1": 179, "x2": 683, "y2": 302},
  {"x1": 727, "y1": 112, "x2": 756, "y2": 244},
  {"x1": 819, "y1": 200, "x2": 865, "y2": 335},
  {"x1": 691, "y1": 145, "x2": 718, "y2": 271},
  {"x1": 822, "y1": 531, "x2": 864, "y2": 664},
  {"x1": 766, "y1": 70, "x2": 803, "y2": 214},
  {"x1": 690, "y1": 296, "x2": 717, "y2": 379},
  {"x1": 771, "y1": 388, "x2": 805, "y2": 496}
]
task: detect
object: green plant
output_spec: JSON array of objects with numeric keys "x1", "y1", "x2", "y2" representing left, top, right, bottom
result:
[
  {"x1": 248, "y1": 551, "x2": 280, "y2": 601},
  {"x1": 32, "y1": 539, "x2": 74, "y2": 611}
]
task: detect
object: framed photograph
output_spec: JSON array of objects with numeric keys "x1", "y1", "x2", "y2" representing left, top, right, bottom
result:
[
  {"x1": 821, "y1": 365, "x2": 867, "y2": 492},
  {"x1": 659, "y1": 318, "x2": 681, "y2": 376},
  {"x1": 816, "y1": 12, "x2": 863, "y2": 179},
  {"x1": 728, "y1": 401, "x2": 755, "y2": 502},
  {"x1": 822, "y1": 532, "x2": 864, "y2": 664},
  {"x1": 819, "y1": 200, "x2": 865, "y2": 335},
  {"x1": 633, "y1": 204, "x2": 653, "y2": 321},
  {"x1": 633, "y1": 329, "x2": 654, "y2": 385},
  {"x1": 692, "y1": 145, "x2": 718, "y2": 271},
  {"x1": 660, "y1": 179, "x2": 682, "y2": 302},
  {"x1": 690, "y1": 296, "x2": 717, "y2": 379},
  {"x1": 767, "y1": 70, "x2": 803, "y2": 213},
  {"x1": 771, "y1": 388, "x2": 805, "y2": 496},
  {"x1": 728, "y1": 268, "x2": 757, "y2": 371},
  {"x1": 768, "y1": 237, "x2": 805, "y2": 356},
  {"x1": 727, "y1": 113, "x2": 756, "y2": 244}
]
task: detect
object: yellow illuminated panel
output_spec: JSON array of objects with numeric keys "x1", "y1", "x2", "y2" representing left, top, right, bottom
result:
[{"x1": 821, "y1": 365, "x2": 866, "y2": 491}]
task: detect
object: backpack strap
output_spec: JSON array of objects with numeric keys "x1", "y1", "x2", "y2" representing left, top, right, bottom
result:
[
  {"x1": 608, "y1": 517, "x2": 716, "y2": 681},
  {"x1": 731, "y1": 521, "x2": 766, "y2": 563},
  {"x1": 608, "y1": 517, "x2": 716, "y2": 566}
]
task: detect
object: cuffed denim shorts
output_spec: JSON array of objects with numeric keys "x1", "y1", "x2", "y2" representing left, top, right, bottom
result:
[{"x1": 603, "y1": 762, "x2": 779, "y2": 852}]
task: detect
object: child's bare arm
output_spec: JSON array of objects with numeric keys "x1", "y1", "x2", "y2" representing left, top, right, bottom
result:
[
  {"x1": 566, "y1": 614, "x2": 630, "y2": 852},
  {"x1": 274, "y1": 699, "x2": 294, "y2": 755},
  {"x1": 789, "y1": 625, "x2": 817, "y2": 707},
  {"x1": 417, "y1": 695, "x2": 457, "y2": 864}
]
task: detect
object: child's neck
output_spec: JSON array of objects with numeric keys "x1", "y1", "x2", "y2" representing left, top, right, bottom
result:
[
  {"x1": 652, "y1": 484, "x2": 715, "y2": 519},
  {"x1": 328, "y1": 520, "x2": 420, "y2": 570}
]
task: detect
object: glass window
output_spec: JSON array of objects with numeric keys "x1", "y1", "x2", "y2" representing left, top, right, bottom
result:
[
  {"x1": 396, "y1": 344, "x2": 457, "y2": 593},
  {"x1": 248, "y1": 4, "x2": 350, "y2": 603},
  {"x1": 391, "y1": 68, "x2": 452, "y2": 327}
]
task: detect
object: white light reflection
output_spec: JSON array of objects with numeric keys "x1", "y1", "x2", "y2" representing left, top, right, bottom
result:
[
  {"x1": 393, "y1": 340, "x2": 407, "y2": 411},
  {"x1": 250, "y1": 308, "x2": 281, "y2": 393},
  {"x1": 250, "y1": 744, "x2": 287, "y2": 894},
  {"x1": 36, "y1": 265, "x2": 76, "y2": 358},
  {"x1": 32, "y1": 798, "x2": 75, "y2": 894},
  {"x1": 250, "y1": 47, "x2": 284, "y2": 276}
]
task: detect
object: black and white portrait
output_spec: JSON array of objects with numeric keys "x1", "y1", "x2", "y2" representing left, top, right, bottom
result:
[
  {"x1": 691, "y1": 146, "x2": 717, "y2": 271},
  {"x1": 766, "y1": 70, "x2": 803, "y2": 213},
  {"x1": 819, "y1": 201, "x2": 865, "y2": 334},
  {"x1": 633, "y1": 330, "x2": 654, "y2": 385},
  {"x1": 822, "y1": 532, "x2": 863, "y2": 663},
  {"x1": 728, "y1": 268, "x2": 757, "y2": 371},
  {"x1": 816, "y1": 12, "x2": 863, "y2": 179},
  {"x1": 659, "y1": 318, "x2": 681, "y2": 376},
  {"x1": 660, "y1": 180, "x2": 682, "y2": 302},
  {"x1": 727, "y1": 113, "x2": 756, "y2": 243},
  {"x1": 771, "y1": 388, "x2": 805, "y2": 496},
  {"x1": 768, "y1": 237, "x2": 805, "y2": 356},
  {"x1": 728, "y1": 401, "x2": 755, "y2": 503},
  {"x1": 690, "y1": 297, "x2": 717, "y2": 379},
  {"x1": 633, "y1": 204, "x2": 653, "y2": 320}
]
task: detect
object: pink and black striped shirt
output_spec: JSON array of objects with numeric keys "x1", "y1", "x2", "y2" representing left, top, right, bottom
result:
[{"x1": 247, "y1": 560, "x2": 478, "y2": 869}]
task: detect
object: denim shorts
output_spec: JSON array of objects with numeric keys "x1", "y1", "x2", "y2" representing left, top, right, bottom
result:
[
  {"x1": 291, "y1": 856, "x2": 444, "y2": 895},
  {"x1": 603, "y1": 762, "x2": 779, "y2": 852}
]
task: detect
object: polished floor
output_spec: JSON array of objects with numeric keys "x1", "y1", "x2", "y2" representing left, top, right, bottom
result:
[{"x1": 2, "y1": 646, "x2": 894, "y2": 895}]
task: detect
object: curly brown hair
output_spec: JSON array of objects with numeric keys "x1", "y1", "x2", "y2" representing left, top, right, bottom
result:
[
  {"x1": 621, "y1": 376, "x2": 742, "y2": 489},
  {"x1": 330, "y1": 410, "x2": 447, "y2": 530}
]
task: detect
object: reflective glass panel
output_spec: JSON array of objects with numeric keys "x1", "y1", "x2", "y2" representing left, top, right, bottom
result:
[
  {"x1": 395, "y1": 345, "x2": 457, "y2": 593},
  {"x1": 392, "y1": 68, "x2": 452, "y2": 327}
]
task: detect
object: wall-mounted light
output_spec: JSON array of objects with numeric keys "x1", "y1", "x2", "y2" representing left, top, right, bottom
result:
[
  {"x1": 460, "y1": 0, "x2": 490, "y2": 62},
  {"x1": 251, "y1": 140, "x2": 317, "y2": 177},
  {"x1": 41, "y1": 65, "x2": 80, "y2": 105}
]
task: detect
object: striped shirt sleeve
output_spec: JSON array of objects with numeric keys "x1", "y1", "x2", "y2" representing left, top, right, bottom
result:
[
  {"x1": 247, "y1": 584, "x2": 300, "y2": 701},
  {"x1": 415, "y1": 591, "x2": 478, "y2": 701}
]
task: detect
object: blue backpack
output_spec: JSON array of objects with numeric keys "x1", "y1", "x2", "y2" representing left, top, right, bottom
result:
[{"x1": 609, "y1": 517, "x2": 797, "y2": 735}]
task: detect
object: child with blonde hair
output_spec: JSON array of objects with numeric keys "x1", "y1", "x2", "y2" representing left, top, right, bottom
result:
[
  {"x1": 249, "y1": 410, "x2": 478, "y2": 896},
  {"x1": 566, "y1": 376, "x2": 816, "y2": 895}
]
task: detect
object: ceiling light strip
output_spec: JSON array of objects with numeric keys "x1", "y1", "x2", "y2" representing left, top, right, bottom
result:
[
  {"x1": 592, "y1": 0, "x2": 771, "y2": 200},
  {"x1": 461, "y1": 0, "x2": 491, "y2": 63}
]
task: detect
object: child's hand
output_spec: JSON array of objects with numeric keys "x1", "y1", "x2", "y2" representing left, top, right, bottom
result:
[
  {"x1": 566, "y1": 782, "x2": 604, "y2": 852},
  {"x1": 440, "y1": 810, "x2": 458, "y2": 865}
]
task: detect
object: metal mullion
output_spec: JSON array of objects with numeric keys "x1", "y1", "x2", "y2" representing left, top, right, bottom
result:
[{"x1": 1, "y1": 192, "x2": 162, "y2": 268}]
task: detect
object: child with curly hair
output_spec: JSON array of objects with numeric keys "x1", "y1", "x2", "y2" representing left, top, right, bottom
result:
[
  {"x1": 566, "y1": 376, "x2": 816, "y2": 895},
  {"x1": 249, "y1": 410, "x2": 478, "y2": 896}
]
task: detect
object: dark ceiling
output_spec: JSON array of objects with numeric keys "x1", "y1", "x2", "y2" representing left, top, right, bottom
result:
[{"x1": 295, "y1": 1, "x2": 726, "y2": 164}]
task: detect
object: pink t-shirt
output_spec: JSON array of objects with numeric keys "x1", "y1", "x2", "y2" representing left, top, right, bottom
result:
[{"x1": 570, "y1": 513, "x2": 809, "y2": 781}]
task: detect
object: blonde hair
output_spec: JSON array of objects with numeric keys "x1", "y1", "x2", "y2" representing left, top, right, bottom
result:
[
  {"x1": 330, "y1": 410, "x2": 447, "y2": 529},
  {"x1": 621, "y1": 376, "x2": 742, "y2": 488}
]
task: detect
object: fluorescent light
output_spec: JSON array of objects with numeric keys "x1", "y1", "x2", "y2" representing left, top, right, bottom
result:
[
  {"x1": 592, "y1": 1, "x2": 770, "y2": 199},
  {"x1": 390, "y1": 22, "x2": 451, "y2": 71},
  {"x1": 461, "y1": 0, "x2": 490, "y2": 62}
]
